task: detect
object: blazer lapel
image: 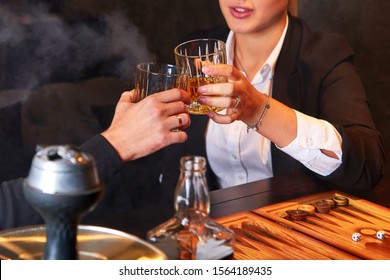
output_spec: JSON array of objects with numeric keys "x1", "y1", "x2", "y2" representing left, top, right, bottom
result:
[{"x1": 271, "y1": 15, "x2": 304, "y2": 176}]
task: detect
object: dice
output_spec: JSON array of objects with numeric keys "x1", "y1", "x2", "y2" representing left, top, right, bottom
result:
[
  {"x1": 376, "y1": 230, "x2": 386, "y2": 240},
  {"x1": 352, "y1": 232, "x2": 362, "y2": 242}
]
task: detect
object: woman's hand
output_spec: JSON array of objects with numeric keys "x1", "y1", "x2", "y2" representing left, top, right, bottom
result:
[
  {"x1": 197, "y1": 64, "x2": 265, "y2": 126},
  {"x1": 197, "y1": 64, "x2": 298, "y2": 148},
  {"x1": 101, "y1": 89, "x2": 191, "y2": 162}
]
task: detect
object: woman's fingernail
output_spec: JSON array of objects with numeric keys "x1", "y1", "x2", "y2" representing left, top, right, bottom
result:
[
  {"x1": 207, "y1": 111, "x2": 214, "y2": 118},
  {"x1": 202, "y1": 66, "x2": 211, "y2": 74},
  {"x1": 198, "y1": 86, "x2": 206, "y2": 93},
  {"x1": 198, "y1": 96, "x2": 205, "y2": 104}
]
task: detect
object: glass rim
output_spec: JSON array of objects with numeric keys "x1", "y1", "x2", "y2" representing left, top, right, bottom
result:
[
  {"x1": 136, "y1": 62, "x2": 187, "y2": 77},
  {"x1": 174, "y1": 38, "x2": 226, "y2": 59}
]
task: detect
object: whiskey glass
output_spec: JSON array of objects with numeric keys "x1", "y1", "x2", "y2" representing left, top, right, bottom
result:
[
  {"x1": 174, "y1": 39, "x2": 227, "y2": 114},
  {"x1": 134, "y1": 62, "x2": 188, "y2": 102}
]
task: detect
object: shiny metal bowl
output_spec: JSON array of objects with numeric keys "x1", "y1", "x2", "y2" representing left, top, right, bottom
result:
[{"x1": 0, "y1": 225, "x2": 167, "y2": 260}]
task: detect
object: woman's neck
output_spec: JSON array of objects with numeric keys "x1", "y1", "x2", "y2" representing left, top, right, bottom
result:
[{"x1": 234, "y1": 15, "x2": 287, "y2": 81}]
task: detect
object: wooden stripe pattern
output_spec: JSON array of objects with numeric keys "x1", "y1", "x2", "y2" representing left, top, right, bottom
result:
[
  {"x1": 255, "y1": 191, "x2": 390, "y2": 260},
  {"x1": 217, "y1": 211, "x2": 358, "y2": 260}
]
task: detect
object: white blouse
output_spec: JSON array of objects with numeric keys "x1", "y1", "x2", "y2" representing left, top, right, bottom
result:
[{"x1": 206, "y1": 17, "x2": 342, "y2": 189}]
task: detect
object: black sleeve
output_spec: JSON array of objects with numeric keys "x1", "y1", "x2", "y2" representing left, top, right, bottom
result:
[
  {"x1": 79, "y1": 134, "x2": 122, "y2": 184},
  {"x1": 300, "y1": 31, "x2": 385, "y2": 191},
  {"x1": 320, "y1": 60, "x2": 385, "y2": 191}
]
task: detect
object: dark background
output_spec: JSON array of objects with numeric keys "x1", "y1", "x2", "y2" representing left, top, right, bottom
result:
[{"x1": 0, "y1": 0, "x2": 389, "y2": 205}]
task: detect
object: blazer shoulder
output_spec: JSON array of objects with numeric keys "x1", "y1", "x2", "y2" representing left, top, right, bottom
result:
[{"x1": 294, "y1": 17, "x2": 355, "y2": 65}]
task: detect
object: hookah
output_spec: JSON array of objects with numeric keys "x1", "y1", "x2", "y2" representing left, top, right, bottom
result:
[{"x1": 23, "y1": 145, "x2": 102, "y2": 259}]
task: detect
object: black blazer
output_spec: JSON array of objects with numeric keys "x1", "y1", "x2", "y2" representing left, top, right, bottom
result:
[{"x1": 161, "y1": 14, "x2": 385, "y2": 199}]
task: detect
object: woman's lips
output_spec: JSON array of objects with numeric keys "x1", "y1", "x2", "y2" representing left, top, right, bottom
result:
[{"x1": 230, "y1": 6, "x2": 253, "y2": 19}]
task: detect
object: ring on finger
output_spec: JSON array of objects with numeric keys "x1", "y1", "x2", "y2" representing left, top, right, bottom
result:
[
  {"x1": 177, "y1": 115, "x2": 183, "y2": 130},
  {"x1": 233, "y1": 96, "x2": 240, "y2": 108},
  {"x1": 171, "y1": 114, "x2": 183, "y2": 132}
]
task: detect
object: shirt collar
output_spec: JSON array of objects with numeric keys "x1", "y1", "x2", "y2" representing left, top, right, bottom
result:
[{"x1": 226, "y1": 15, "x2": 289, "y2": 84}]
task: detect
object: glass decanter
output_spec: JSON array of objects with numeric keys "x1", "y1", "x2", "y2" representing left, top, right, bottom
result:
[{"x1": 147, "y1": 155, "x2": 235, "y2": 260}]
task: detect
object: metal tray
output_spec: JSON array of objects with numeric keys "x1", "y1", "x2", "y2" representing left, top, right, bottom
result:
[{"x1": 0, "y1": 225, "x2": 167, "y2": 260}]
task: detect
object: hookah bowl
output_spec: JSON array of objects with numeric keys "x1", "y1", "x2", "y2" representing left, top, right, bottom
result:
[{"x1": 23, "y1": 145, "x2": 103, "y2": 260}]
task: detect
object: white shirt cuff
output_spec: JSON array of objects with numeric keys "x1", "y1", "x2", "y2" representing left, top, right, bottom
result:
[{"x1": 278, "y1": 110, "x2": 343, "y2": 176}]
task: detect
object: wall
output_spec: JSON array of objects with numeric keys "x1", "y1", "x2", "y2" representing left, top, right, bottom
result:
[
  {"x1": 0, "y1": 0, "x2": 225, "y2": 89},
  {"x1": 57, "y1": 0, "x2": 226, "y2": 63}
]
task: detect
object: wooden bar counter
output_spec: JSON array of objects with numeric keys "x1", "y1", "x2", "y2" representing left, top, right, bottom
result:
[{"x1": 209, "y1": 172, "x2": 390, "y2": 260}]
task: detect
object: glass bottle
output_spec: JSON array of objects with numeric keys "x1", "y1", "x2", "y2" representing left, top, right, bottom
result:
[{"x1": 147, "y1": 155, "x2": 235, "y2": 260}]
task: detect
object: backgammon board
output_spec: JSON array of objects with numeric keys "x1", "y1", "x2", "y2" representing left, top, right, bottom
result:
[
  {"x1": 217, "y1": 211, "x2": 358, "y2": 260},
  {"x1": 253, "y1": 191, "x2": 390, "y2": 260}
]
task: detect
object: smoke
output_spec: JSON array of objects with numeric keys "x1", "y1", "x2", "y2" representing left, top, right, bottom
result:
[{"x1": 0, "y1": 3, "x2": 155, "y2": 89}]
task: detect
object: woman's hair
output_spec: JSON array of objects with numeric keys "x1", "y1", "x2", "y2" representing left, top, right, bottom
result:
[{"x1": 288, "y1": 0, "x2": 298, "y2": 16}]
